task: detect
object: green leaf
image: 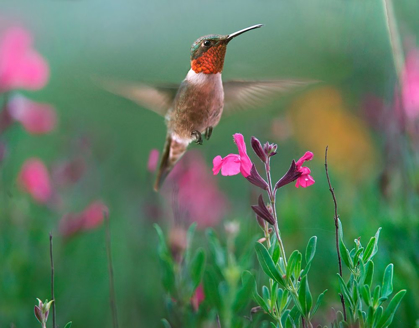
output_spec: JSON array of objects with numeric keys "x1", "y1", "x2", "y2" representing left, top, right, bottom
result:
[
  {"x1": 271, "y1": 281, "x2": 278, "y2": 310},
  {"x1": 381, "y1": 264, "x2": 393, "y2": 299},
  {"x1": 362, "y1": 237, "x2": 376, "y2": 263},
  {"x1": 281, "y1": 309, "x2": 291, "y2": 327},
  {"x1": 353, "y1": 247, "x2": 364, "y2": 267},
  {"x1": 372, "y1": 285, "x2": 381, "y2": 308},
  {"x1": 360, "y1": 285, "x2": 370, "y2": 306},
  {"x1": 312, "y1": 289, "x2": 327, "y2": 316},
  {"x1": 64, "y1": 322, "x2": 72, "y2": 328},
  {"x1": 364, "y1": 260, "x2": 374, "y2": 287},
  {"x1": 206, "y1": 229, "x2": 226, "y2": 270},
  {"x1": 376, "y1": 290, "x2": 406, "y2": 328},
  {"x1": 286, "y1": 250, "x2": 301, "y2": 281},
  {"x1": 272, "y1": 244, "x2": 280, "y2": 264},
  {"x1": 373, "y1": 306, "x2": 383, "y2": 327},
  {"x1": 337, "y1": 274, "x2": 354, "y2": 309},
  {"x1": 203, "y1": 270, "x2": 222, "y2": 310},
  {"x1": 185, "y1": 223, "x2": 197, "y2": 264},
  {"x1": 297, "y1": 276, "x2": 311, "y2": 316},
  {"x1": 159, "y1": 257, "x2": 175, "y2": 293},
  {"x1": 339, "y1": 238, "x2": 353, "y2": 269},
  {"x1": 161, "y1": 319, "x2": 172, "y2": 328},
  {"x1": 370, "y1": 228, "x2": 382, "y2": 259},
  {"x1": 255, "y1": 242, "x2": 286, "y2": 287},
  {"x1": 305, "y1": 236, "x2": 317, "y2": 265},
  {"x1": 270, "y1": 323, "x2": 277, "y2": 328},
  {"x1": 262, "y1": 285, "x2": 270, "y2": 301},
  {"x1": 233, "y1": 271, "x2": 254, "y2": 312},
  {"x1": 154, "y1": 224, "x2": 170, "y2": 258},
  {"x1": 189, "y1": 248, "x2": 206, "y2": 291}
]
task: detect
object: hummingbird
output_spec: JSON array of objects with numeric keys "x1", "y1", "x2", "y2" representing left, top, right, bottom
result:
[{"x1": 99, "y1": 24, "x2": 314, "y2": 191}]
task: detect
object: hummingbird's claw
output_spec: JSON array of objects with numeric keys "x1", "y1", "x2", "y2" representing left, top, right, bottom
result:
[
  {"x1": 205, "y1": 127, "x2": 213, "y2": 140},
  {"x1": 191, "y1": 130, "x2": 203, "y2": 145}
]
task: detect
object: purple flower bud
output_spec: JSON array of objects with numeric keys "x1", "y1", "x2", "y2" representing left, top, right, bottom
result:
[
  {"x1": 251, "y1": 195, "x2": 276, "y2": 225},
  {"x1": 274, "y1": 160, "x2": 301, "y2": 191},
  {"x1": 251, "y1": 137, "x2": 267, "y2": 163},
  {"x1": 245, "y1": 165, "x2": 269, "y2": 191},
  {"x1": 34, "y1": 306, "x2": 43, "y2": 323},
  {"x1": 263, "y1": 142, "x2": 278, "y2": 157}
]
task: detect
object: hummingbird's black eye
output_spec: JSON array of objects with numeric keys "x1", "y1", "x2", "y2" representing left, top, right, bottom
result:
[{"x1": 203, "y1": 40, "x2": 211, "y2": 47}]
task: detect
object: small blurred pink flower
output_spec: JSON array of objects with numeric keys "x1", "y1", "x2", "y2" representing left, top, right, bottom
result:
[
  {"x1": 59, "y1": 201, "x2": 108, "y2": 237},
  {"x1": 0, "y1": 27, "x2": 49, "y2": 92},
  {"x1": 295, "y1": 151, "x2": 315, "y2": 188},
  {"x1": 8, "y1": 95, "x2": 57, "y2": 134},
  {"x1": 191, "y1": 284, "x2": 205, "y2": 311},
  {"x1": 147, "y1": 149, "x2": 159, "y2": 172},
  {"x1": 401, "y1": 48, "x2": 419, "y2": 119},
  {"x1": 164, "y1": 151, "x2": 228, "y2": 229},
  {"x1": 18, "y1": 158, "x2": 52, "y2": 203},
  {"x1": 213, "y1": 133, "x2": 252, "y2": 177}
]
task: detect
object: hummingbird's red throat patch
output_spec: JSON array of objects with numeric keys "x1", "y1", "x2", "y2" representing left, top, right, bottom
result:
[{"x1": 191, "y1": 44, "x2": 227, "y2": 74}]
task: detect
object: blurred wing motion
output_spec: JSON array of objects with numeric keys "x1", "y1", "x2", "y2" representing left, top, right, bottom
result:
[
  {"x1": 96, "y1": 77, "x2": 178, "y2": 116},
  {"x1": 222, "y1": 79, "x2": 317, "y2": 115},
  {"x1": 97, "y1": 78, "x2": 317, "y2": 117}
]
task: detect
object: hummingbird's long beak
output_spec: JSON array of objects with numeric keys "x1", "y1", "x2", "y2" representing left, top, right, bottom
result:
[{"x1": 226, "y1": 24, "x2": 263, "y2": 41}]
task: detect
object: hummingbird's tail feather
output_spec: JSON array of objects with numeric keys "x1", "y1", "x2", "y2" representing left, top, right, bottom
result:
[{"x1": 154, "y1": 135, "x2": 188, "y2": 192}]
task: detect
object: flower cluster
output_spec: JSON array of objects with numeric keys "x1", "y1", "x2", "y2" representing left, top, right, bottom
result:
[
  {"x1": 213, "y1": 133, "x2": 314, "y2": 227},
  {"x1": 34, "y1": 298, "x2": 53, "y2": 328}
]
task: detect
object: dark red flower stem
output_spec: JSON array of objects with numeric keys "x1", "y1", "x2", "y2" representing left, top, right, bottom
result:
[
  {"x1": 324, "y1": 147, "x2": 347, "y2": 322},
  {"x1": 49, "y1": 233, "x2": 56, "y2": 328}
]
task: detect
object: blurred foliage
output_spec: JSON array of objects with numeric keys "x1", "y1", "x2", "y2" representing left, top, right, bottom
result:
[{"x1": 0, "y1": 0, "x2": 418, "y2": 327}]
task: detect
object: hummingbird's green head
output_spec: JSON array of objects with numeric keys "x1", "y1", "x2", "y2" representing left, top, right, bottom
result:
[{"x1": 190, "y1": 24, "x2": 263, "y2": 74}]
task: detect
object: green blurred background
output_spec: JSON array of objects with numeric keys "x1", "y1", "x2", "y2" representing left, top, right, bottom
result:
[{"x1": 0, "y1": 0, "x2": 418, "y2": 327}]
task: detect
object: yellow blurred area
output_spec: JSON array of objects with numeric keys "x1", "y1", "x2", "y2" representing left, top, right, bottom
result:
[{"x1": 288, "y1": 87, "x2": 377, "y2": 181}]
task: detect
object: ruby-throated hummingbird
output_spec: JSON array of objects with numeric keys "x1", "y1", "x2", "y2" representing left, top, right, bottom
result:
[{"x1": 100, "y1": 24, "x2": 314, "y2": 191}]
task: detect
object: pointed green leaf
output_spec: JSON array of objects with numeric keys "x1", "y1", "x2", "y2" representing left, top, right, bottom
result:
[
  {"x1": 298, "y1": 275, "x2": 312, "y2": 315},
  {"x1": 281, "y1": 289, "x2": 290, "y2": 310},
  {"x1": 154, "y1": 224, "x2": 170, "y2": 258},
  {"x1": 189, "y1": 248, "x2": 206, "y2": 290},
  {"x1": 161, "y1": 319, "x2": 172, "y2": 328},
  {"x1": 184, "y1": 223, "x2": 197, "y2": 264},
  {"x1": 381, "y1": 264, "x2": 393, "y2": 299},
  {"x1": 312, "y1": 289, "x2": 328, "y2": 316},
  {"x1": 360, "y1": 285, "x2": 370, "y2": 306},
  {"x1": 255, "y1": 242, "x2": 286, "y2": 287},
  {"x1": 362, "y1": 237, "x2": 376, "y2": 263},
  {"x1": 364, "y1": 260, "x2": 374, "y2": 287},
  {"x1": 376, "y1": 290, "x2": 406, "y2": 328},
  {"x1": 339, "y1": 238, "x2": 353, "y2": 269},
  {"x1": 305, "y1": 236, "x2": 317, "y2": 264},
  {"x1": 286, "y1": 250, "x2": 301, "y2": 281},
  {"x1": 206, "y1": 229, "x2": 226, "y2": 270},
  {"x1": 370, "y1": 228, "x2": 382, "y2": 259},
  {"x1": 64, "y1": 323, "x2": 72, "y2": 328},
  {"x1": 203, "y1": 270, "x2": 222, "y2": 310},
  {"x1": 272, "y1": 244, "x2": 280, "y2": 264},
  {"x1": 372, "y1": 285, "x2": 381, "y2": 307},
  {"x1": 373, "y1": 306, "x2": 383, "y2": 327},
  {"x1": 233, "y1": 271, "x2": 254, "y2": 312},
  {"x1": 281, "y1": 309, "x2": 291, "y2": 327},
  {"x1": 337, "y1": 274, "x2": 354, "y2": 309}
]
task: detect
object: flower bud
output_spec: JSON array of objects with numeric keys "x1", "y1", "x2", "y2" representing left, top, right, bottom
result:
[
  {"x1": 34, "y1": 298, "x2": 53, "y2": 327},
  {"x1": 263, "y1": 142, "x2": 278, "y2": 157},
  {"x1": 251, "y1": 137, "x2": 267, "y2": 163}
]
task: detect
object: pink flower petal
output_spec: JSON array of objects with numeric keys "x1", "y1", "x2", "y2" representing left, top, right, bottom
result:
[
  {"x1": 401, "y1": 49, "x2": 419, "y2": 119},
  {"x1": 295, "y1": 174, "x2": 315, "y2": 188},
  {"x1": 212, "y1": 155, "x2": 223, "y2": 175},
  {"x1": 233, "y1": 133, "x2": 247, "y2": 157},
  {"x1": 8, "y1": 95, "x2": 57, "y2": 134},
  {"x1": 220, "y1": 154, "x2": 241, "y2": 176},
  {"x1": 82, "y1": 201, "x2": 108, "y2": 230},
  {"x1": 0, "y1": 27, "x2": 49, "y2": 91},
  {"x1": 18, "y1": 158, "x2": 52, "y2": 203},
  {"x1": 296, "y1": 151, "x2": 314, "y2": 167}
]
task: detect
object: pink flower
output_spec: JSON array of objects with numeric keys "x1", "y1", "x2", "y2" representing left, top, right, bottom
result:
[
  {"x1": 147, "y1": 149, "x2": 159, "y2": 172},
  {"x1": 295, "y1": 151, "x2": 315, "y2": 188},
  {"x1": 163, "y1": 151, "x2": 229, "y2": 229},
  {"x1": 59, "y1": 201, "x2": 108, "y2": 237},
  {"x1": 8, "y1": 95, "x2": 57, "y2": 134},
  {"x1": 0, "y1": 27, "x2": 49, "y2": 92},
  {"x1": 213, "y1": 133, "x2": 252, "y2": 177},
  {"x1": 401, "y1": 49, "x2": 419, "y2": 119},
  {"x1": 191, "y1": 284, "x2": 205, "y2": 311},
  {"x1": 18, "y1": 158, "x2": 52, "y2": 203}
]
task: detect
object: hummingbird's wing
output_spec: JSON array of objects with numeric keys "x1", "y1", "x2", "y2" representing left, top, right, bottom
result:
[
  {"x1": 96, "y1": 78, "x2": 179, "y2": 116},
  {"x1": 222, "y1": 80, "x2": 317, "y2": 115}
]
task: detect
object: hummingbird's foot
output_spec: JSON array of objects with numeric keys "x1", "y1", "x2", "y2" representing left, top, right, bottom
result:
[
  {"x1": 205, "y1": 126, "x2": 213, "y2": 140},
  {"x1": 191, "y1": 130, "x2": 203, "y2": 145}
]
